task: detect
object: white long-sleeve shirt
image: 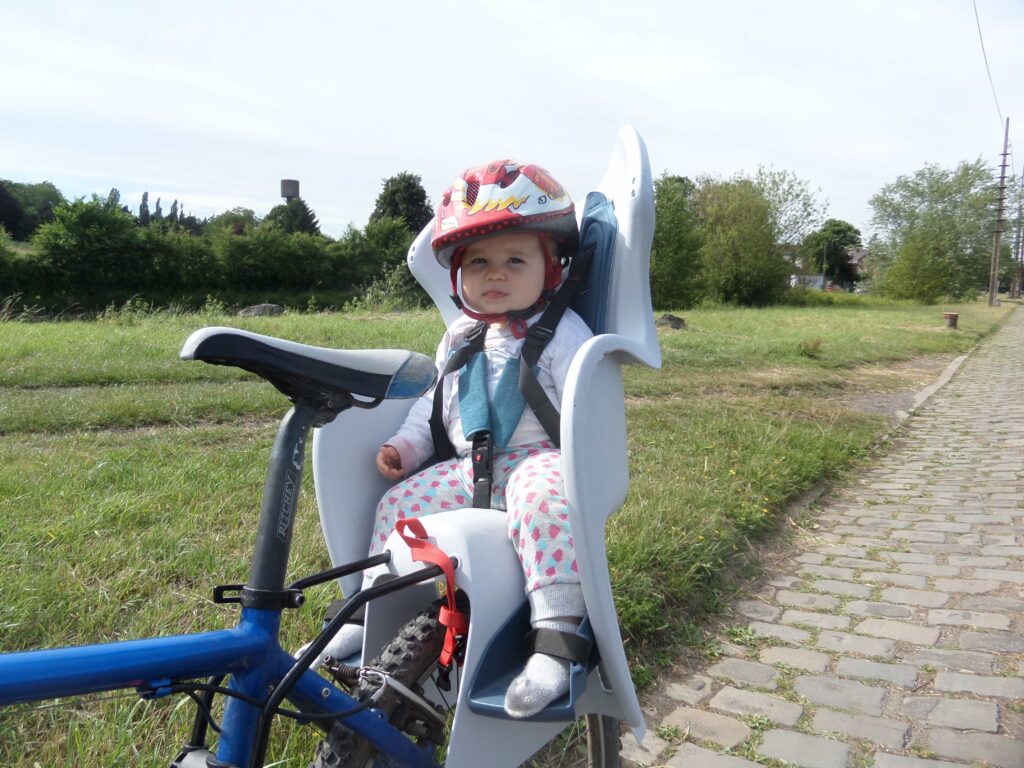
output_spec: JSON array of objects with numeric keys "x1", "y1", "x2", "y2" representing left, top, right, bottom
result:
[{"x1": 385, "y1": 310, "x2": 593, "y2": 472}]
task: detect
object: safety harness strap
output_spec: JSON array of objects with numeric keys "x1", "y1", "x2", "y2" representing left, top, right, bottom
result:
[
  {"x1": 526, "y1": 627, "x2": 593, "y2": 664},
  {"x1": 517, "y1": 240, "x2": 596, "y2": 447},
  {"x1": 395, "y1": 518, "x2": 467, "y2": 669},
  {"x1": 429, "y1": 321, "x2": 487, "y2": 462}
]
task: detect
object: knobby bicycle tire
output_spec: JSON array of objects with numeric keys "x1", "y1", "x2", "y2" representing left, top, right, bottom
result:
[{"x1": 310, "y1": 601, "x2": 621, "y2": 768}]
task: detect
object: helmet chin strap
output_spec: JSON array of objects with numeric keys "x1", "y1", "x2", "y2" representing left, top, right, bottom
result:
[{"x1": 448, "y1": 237, "x2": 563, "y2": 339}]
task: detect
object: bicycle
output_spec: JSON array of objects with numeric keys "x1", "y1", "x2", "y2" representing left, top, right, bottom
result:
[{"x1": 0, "y1": 126, "x2": 659, "y2": 767}]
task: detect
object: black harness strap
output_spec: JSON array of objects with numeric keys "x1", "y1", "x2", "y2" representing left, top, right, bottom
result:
[
  {"x1": 526, "y1": 627, "x2": 593, "y2": 664},
  {"x1": 429, "y1": 321, "x2": 487, "y2": 462},
  {"x1": 517, "y1": 242, "x2": 596, "y2": 447}
]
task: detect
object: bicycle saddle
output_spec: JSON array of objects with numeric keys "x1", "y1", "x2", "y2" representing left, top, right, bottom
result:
[{"x1": 181, "y1": 326, "x2": 436, "y2": 404}]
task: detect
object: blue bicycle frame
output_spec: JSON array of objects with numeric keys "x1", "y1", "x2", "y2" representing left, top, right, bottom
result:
[{"x1": 0, "y1": 392, "x2": 445, "y2": 768}]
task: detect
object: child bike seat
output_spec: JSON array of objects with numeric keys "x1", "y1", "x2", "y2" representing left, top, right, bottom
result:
[{"x1": 180, "y1": 326, "x2": 436, "y2": 403}]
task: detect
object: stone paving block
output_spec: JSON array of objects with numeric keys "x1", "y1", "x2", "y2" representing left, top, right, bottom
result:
[
  {"x1": 832, "y1": 556, "x2": 885, "y2": 569},
  {"x1": 960, "y1": 594, "x2": 1024, "y2": 612},
  {"x1": 902, "y1": 647, "x2": 995, "y2": 673},
  {"x1": 767, "y1": 575, "x2": 801, "y2": 588},
  {"x1": 880, "y1": 587, "x2": 949, "y2": 607},
  {"x1": 747, "y1": 621, "x2": 810, "y2": 646},
  {"x1": 917, "y1": 521, "x2": 971, "y2": 533},
  {"x1": 932, "y1": 577, "x2": 1000, "y2": 594},
  {"x1": 780, "y1": 609, "x2": 850, "y2": 630},
  {"x1": 844, "y1": 536, "x2": 891, "y2": 549},
  {"x1": 708, "y1": 685, "x2": 803, "y2": 726},
  {"x1": 707, "y1": 658, "x2": 778, "y2": 690},
  {"x1": 800, "y1": 564, "x2": 856, "y2": 580},
  {"x1": 757, "y1": 729, "x2": 850, "y2": 768},
  {"x1": 900, "y1": 695, "x2": 998, "y2": 731},
  {"x1": 947, "y1": 554, "x2": 1010, "y2": 567},
  {"x1": 664, "y1": 674, "x2": 714, "y2": 705},
  {"x1": 796, "y1": 553, "x2": 827, "y2": 564},
  {"x1": 871, "y1": 753, "x2": 966, "y2": 768},
  {"x1": 959, "y1": 630, "x2": 1024, "y2": 652},
  {"x1": 775, "y1": 590, "x2": 839, "y2": 610},
  {"x1": 973, "y1": 567, "x2": 1024, "y2": 583},
  {"x1": 811, "y1": 708, "x2": 909, "y2": 748},
  {"x1": 621, "y1": 729, "x2": 667, "y2": 767},
  {"x1": 664, "y1": 742, "x2": 761, "y2": 768},
  {"x1": 879, "y1": 551, "x2": 935, "y2": 564},
  {"x1": 859, "y1": 571, "x2": 929, "y2": 589},
  {"x1": 661, "y1": 706, "x2": 750, "y2": 748},
  {"x1": 759, "y1": 646, "x2": 829, "y2": 673},
  {"x1": 933, "y1": 670, "x2": 1024, "y2": 698},
  {"x1": 794, "y1": 674, "x2": 885, "y2": 715},
  {"x1": 817, "y1": 629, "x2": 896, "y2": 659},
  {"x1": 926, "y1": 608, "x2": 1011, "y2": 630},
  {"x1": 897, "y1": 563, "x2": 959, "y2": 577},
  {"x1": 822, "y1": 545, "x2": 868, "y2": 558},
  {"x1": 854, "y1": 618, "x2": 940, "y2": 645},
  {"x1": 925, "y1": 728, "x2": 1024, "y2": 768},
  {"x1": 813, "y1": 578, "x2": 872, "y2": 598},
  {"x1": 891, "y1": 530, "x2": 947, "y2": 543},
  {"x1": 835, "y1": 657, "x2": 918, "y2": 687},
  {"x1": 734, "y1": 600, "x2": 781, "y2": 622},
  {"x1": 844, "y1": 600, "x2": 914, "y2": 619}
]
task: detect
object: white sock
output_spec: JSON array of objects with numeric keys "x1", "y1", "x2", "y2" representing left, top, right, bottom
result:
[{"x1": 504, "y1": 619, "x2": 576, "y2": 718}]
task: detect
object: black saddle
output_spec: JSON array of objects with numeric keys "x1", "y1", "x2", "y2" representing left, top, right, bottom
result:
[{"x1": 181, "y1": 326, "x2": 436, "y2": 407}]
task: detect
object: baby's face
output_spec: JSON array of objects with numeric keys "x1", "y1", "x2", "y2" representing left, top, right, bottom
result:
[{"x1": 460, "y1": 233, "x2": 548, "y2": 318}]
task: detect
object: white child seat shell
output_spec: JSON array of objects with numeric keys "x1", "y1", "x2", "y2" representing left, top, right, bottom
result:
[{"x1": 311, "y1": 126, "x2": 660, "y2": 761}]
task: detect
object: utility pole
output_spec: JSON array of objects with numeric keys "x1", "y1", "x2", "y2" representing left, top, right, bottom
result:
[{"x1": 988, "y1": 117, "x2": 1010, "y2": 306}]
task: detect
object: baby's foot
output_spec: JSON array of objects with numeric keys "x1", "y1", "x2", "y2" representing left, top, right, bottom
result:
[
  {"x1": 504, "y1": 652, "x2": 571, "y2": 718},
  {"x1": 296, "y1": 624, "x2": 364, "y2": 669}
]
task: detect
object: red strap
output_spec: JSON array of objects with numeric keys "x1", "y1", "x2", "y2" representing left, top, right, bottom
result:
[{"x1": 395, "y1": 518, "x2": 467, "y2": 668}]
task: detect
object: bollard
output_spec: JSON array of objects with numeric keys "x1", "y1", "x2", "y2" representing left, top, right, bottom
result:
[{"x1": 943, "y1": 312, "x2": 958, "y2": 329}]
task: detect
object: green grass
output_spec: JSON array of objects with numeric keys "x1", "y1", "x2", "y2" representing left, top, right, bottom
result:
[{"x1": 0, "y1": 298, "x2": 1013, "y2": 765}]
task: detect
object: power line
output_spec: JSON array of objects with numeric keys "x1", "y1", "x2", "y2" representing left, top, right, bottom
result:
[{"x1": 972, "y1": 0, "x2": 1004, "y2": 129}]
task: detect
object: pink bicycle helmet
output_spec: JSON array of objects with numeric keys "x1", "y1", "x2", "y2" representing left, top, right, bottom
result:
[{"x1": 431, "y1": 160, "x2": 579, "y2": 330}]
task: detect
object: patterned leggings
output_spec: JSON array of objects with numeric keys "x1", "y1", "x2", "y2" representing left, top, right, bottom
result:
[{"x1": 371, "y1": 442, "x2": 579, "y2": 592}]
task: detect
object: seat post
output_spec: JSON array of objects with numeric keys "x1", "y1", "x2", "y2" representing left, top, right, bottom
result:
[{"x1": 247, "y1": 402, "x2": 321, "y2": 595}]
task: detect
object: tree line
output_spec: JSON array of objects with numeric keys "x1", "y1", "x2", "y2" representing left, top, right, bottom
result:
[
  {"x1": 651, "y1": 158, "x2": 1017, "y2": 308},
  {"x1": 0, "y1": 173, "x2": 433, "y2": 310},
  {"x1": 1, "y1": 159, "x2": 1017, "y2": 312}
]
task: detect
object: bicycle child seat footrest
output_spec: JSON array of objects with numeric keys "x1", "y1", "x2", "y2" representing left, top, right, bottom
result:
[{"x1": 467, "y1": 601, "x2": 598, "y2": 722}]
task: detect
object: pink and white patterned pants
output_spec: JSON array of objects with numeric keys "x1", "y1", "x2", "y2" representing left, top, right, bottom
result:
[{"x1": 371, "y1": 442, "x2": 579, "y2": 592}]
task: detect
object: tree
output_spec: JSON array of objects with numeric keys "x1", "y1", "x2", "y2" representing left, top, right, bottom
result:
[
  {"x1": 138, "y1": 192, "x2": 151, "y2": 226},
  {"x1": 33, "y1": 195, "x2": 142, "y2": 292},
  {"x1": 650, "y1": 173, "x2": 702, "y2": 308},
  {"x1": 800, "y1": 219, "x2": 862, "y2": 284},
  {"x1": 330, "y1": 215, "x2": 415, "y2": 290},
  {"x1": 870, "y1": 159, "x2": 996, "y2": 300},
  {"x1": 206, "y1": 207, "x2": 260, "y2": 236},
  {"x1": 0, "y1": 184, "x2": 24, "y2": 239},
  {"x1": 369, "y1": 172, "x2": 433, "y2": 232},
  {"x1": 0, "y1": 180, "x2": 65, "y2": 240},
  {"x1": 753, "y1": 166, "x2": 826, "y2": 247},
  {"x1": 695, "y1": 177, "x2": 788, "y2": 306},
  {"x1": 263, "y1": 197, "x2": 320, "y2": 235}
]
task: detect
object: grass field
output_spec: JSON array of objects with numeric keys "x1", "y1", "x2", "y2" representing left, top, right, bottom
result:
[{"x1": 0, "y1": 297, "x2": 1012, "y2": 765}]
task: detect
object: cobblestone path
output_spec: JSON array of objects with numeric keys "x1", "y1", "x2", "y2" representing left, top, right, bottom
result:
[{"x1": 625, "y1": 307, "x2": 1024, "y2": 768}]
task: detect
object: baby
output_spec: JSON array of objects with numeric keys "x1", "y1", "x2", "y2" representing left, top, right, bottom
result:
[{"x1": 331, "y1": 160, "x2": 592, "y2": 718}]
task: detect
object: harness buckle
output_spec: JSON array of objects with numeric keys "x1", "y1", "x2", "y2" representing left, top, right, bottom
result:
[{"x1": 471, "y1": 432, "x2": 493, "y2": 508}]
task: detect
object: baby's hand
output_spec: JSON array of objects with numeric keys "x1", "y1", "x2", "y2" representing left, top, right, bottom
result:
[{"x1": 376, "y1": 445, "x2": 406, "y2": 481}]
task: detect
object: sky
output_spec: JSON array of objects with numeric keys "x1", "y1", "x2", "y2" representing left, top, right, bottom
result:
[{"x1": 2, "y1": 0, "x2": 1022, "y2": 240}]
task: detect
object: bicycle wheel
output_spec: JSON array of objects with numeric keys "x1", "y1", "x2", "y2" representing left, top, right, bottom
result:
[
  {"x1": 311, "y1": 599, "x2": 449, "y2": 768},
  {"x1": 310, "y1": 601, "x2": 621, "y2": 768}
]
